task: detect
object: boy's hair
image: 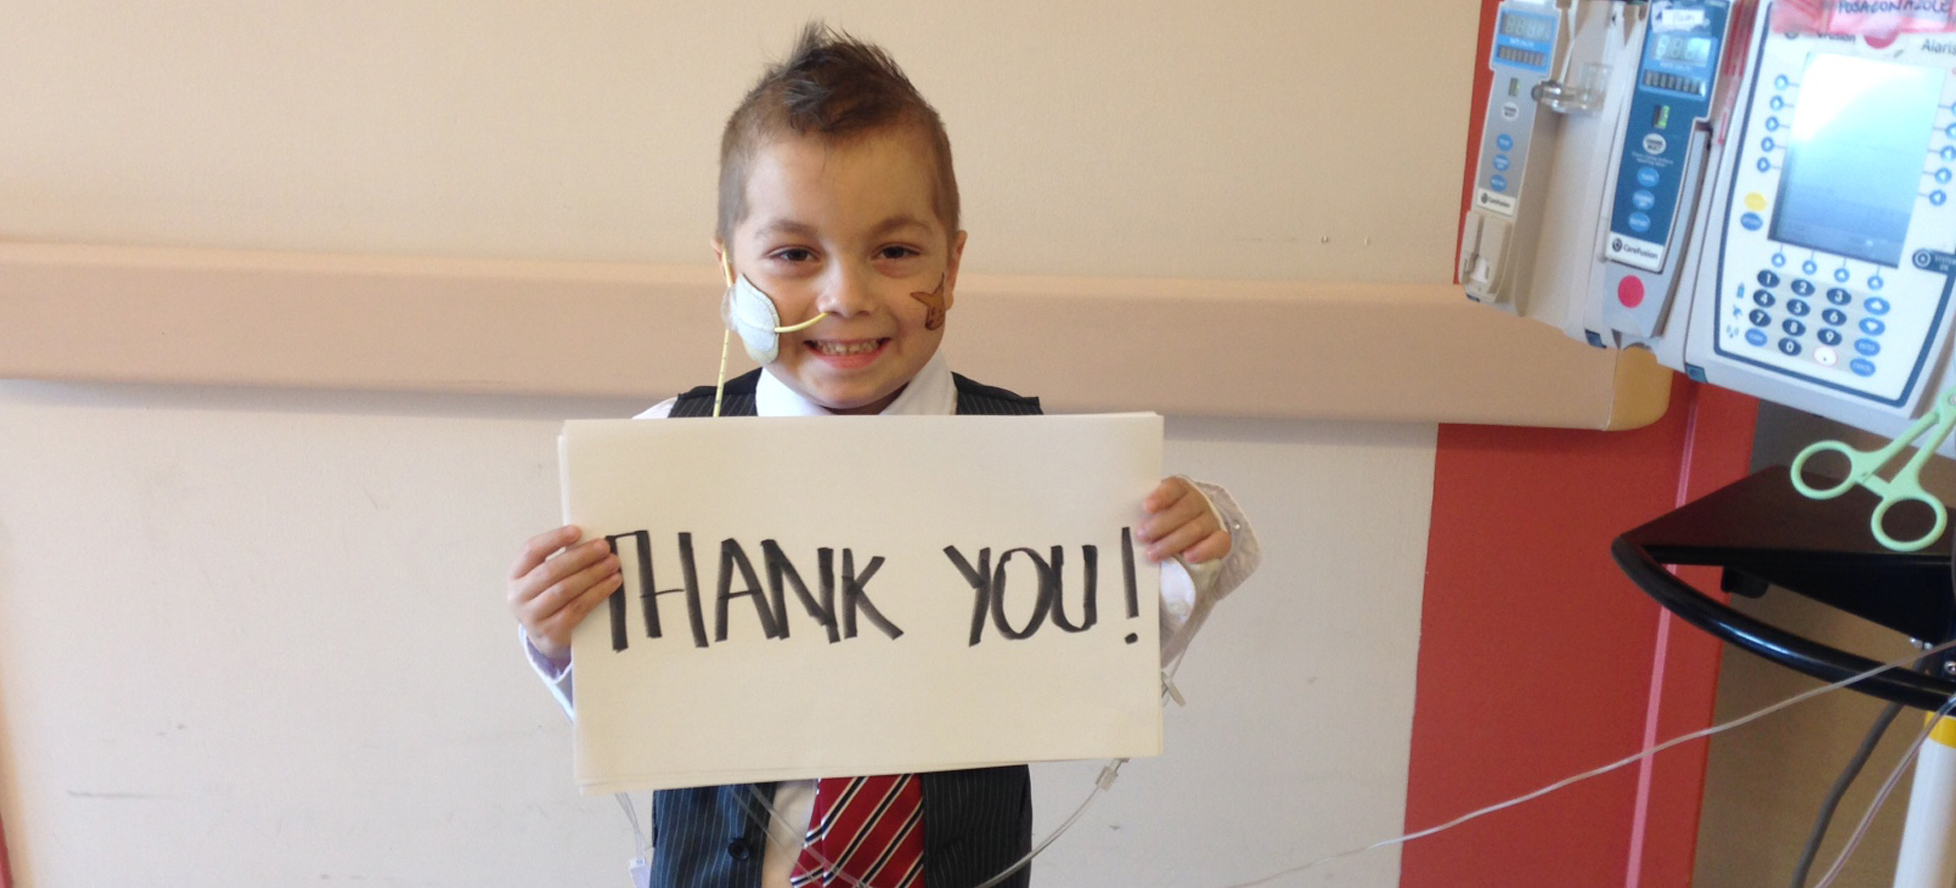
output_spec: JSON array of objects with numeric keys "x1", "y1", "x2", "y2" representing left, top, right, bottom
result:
[{"x1": 717, "y1": 23, "x2": 959, "y2": 244}]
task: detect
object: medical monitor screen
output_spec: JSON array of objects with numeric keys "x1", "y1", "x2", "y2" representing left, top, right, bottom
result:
[
  {"x1": 1769, "y1": 53, "x2": 1943, "y2": 268},
  {"x1": 1652, "y1": 34, "x2": 1712, "y2": 67},
  {"x1": 1500, "y1": 12, "x2": 1555, "y2": 43}
]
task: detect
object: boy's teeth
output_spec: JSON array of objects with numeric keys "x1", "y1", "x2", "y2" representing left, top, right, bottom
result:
[{"x1": 813, "y1": 340, "x2": 878, "y2": 356}]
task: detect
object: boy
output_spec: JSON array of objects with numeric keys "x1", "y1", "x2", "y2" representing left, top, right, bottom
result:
[{"x1": 507, "y1": 23, "x2": 1259, "y2": 888}]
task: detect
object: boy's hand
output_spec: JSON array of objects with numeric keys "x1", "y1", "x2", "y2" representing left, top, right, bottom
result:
[
  {"x1": 508, "y1": 525, "x2": 622, "y2": 668},
  {"x1": 1136, "y1": 477, "x2": 1231, "y2": 564}
]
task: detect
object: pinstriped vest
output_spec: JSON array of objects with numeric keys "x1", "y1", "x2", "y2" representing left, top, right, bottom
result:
[{"x1": 654, "y1": 368, "x2": 1038, "y2": 888}]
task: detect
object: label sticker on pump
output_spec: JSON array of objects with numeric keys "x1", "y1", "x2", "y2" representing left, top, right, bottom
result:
[
  {"x1": 1472, "y1": 3, "x2": 1561, "y2": 218},
  {"x1": 1605, "y1": 0, "x2": 1730, "y2": 273}
]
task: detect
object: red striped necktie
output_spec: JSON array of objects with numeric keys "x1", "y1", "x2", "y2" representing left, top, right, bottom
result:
[{"x1": 791, "y1": 773, "x2": 926, "y2": 888}]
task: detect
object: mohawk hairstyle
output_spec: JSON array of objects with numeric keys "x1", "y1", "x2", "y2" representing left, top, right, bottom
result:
[{"x1": 716, "y1": 22, "x2": 959, "y2": 244}]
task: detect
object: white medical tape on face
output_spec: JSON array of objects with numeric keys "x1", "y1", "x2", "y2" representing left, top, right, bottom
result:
[
  {"x1": 722, "y1": 274, "x2": 785, "y2": 364},
  {"x1": 720, "y1": 273, "x2": 830, "y2": 365}
]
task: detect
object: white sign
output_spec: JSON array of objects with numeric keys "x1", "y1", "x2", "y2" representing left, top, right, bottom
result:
[{"x1": 560, "y1": 414, "x2": 1164, "y2": 793}]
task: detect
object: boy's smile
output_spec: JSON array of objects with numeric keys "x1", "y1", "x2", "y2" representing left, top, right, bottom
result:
[{"x1": 721, "y1": 128, "x2": 965, "y2": 415}]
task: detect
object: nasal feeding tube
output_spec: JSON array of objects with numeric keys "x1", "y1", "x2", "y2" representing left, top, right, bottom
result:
[{"x1": 712, "y1": 261, "x2": 830, "y2": 417}]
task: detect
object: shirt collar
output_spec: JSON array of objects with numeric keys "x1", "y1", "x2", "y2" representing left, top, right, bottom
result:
[{"x1": 754, "y1": 351, "x2": 956, "y2": 417}]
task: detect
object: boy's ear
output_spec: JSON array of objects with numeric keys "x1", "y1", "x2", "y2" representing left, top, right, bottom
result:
[
  {"x1": 711, "y1": 239, "x2": 730, "y2": 282},
  {"x1": 944, "y1": 230, "x2": 967, "y2": 311}
]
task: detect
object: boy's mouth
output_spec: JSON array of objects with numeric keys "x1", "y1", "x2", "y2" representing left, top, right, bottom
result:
[{"x1": 808, "y1": 339, "x2": 885, "y2": 357}]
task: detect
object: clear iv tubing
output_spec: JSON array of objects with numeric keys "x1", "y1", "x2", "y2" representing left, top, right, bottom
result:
[
  {"x1": 1809, "y1": 694, "x2": 1956, "y2": 888},
  {"x1": 1211, "y1": 636, "x2": 1956, "y2": 888}
]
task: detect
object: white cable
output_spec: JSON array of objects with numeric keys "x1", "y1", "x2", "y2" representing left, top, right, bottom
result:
[{"x1": 1211, "y1": 637, "x2": 1956, "y2": 888}]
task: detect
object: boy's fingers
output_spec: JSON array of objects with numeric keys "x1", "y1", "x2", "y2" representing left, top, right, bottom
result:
[
  {"x1": 1144, "y1": 515, "x2": 1219, "y2": 561},
  {"x1": 1180, "y1": 529, "x2": 1232, "y2": 564},
  {"x1": 510, "y1": 525, "x2": 583, "y2": 580},
  {"x1": 1136, "y1": 492, "x2": 1208, "y2": 544},
  {"x1": 1142, "y1": 478, "x2": 1190, "y2": 514},
  {"x1": 531, "y1": 553, "x2": 621, "y2": 616},
  {"x1": 511, "y1": 538, "x2": 612, "y2": 605}
]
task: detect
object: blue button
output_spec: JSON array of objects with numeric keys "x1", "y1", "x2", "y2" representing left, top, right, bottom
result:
[
  {"x1": 1491, "y1": 174, "x2": 1509, "y2": 192},
  {"x1": 1755, "y1": 290, "x2": 1777, "y2": 307},
  {"x1": 1851, "y1": 358, "x2": 1877, "y2": 377},
  {"x1": 1637, "y1": 166, "x2": 1661, "y2": 188},
  {"x1": 1935, "y1": 191, "x2": 1948, "y2": 207},
  {"x1": 1628, "y1": 211, "x2": 1652, "y2": 232},
  {"x1": 1945, "y1": 145, "x2": 1956, "y2": 162},
  {"x1": 1497, "y1": 134, "x2": 1515, "y2": 151},
  {"x1": 1823, "y1": 308, "x2": 1847, "y2": 326},
  {"x1": 1861, "y1": 317, "x2": 1887, "y2": 335},
  {"x1": 1867, "y1": 297, "x2": 1890, "y2": 315},
  {"x1": 1939, "y1": 168, "x2": 1952, "y2": 184},
  {"x1": 1819, "y1": 329, "x2": 1844, "y2": 346},
  {"x1": 1773, "y1": 253, "x2": 1788, "y2": 268},
  {"x1": 1767, "y1": 116, "x2": 1782, "y2": 132},
  {"x1": 1871, "y1": 275, "x2": 1886, "y2": 291},
  {"x1": 1783, "y1": 319, "x2": 1807, "y2": 336},
  {"x1": 1742, "y1": 213, "x2": 1764, "y2": 231},
  {"x1": 1763, "y1": 136, "x2": 1777, "y2": 151},
  {"x1": 1632, "y1": 190, "x2": 1657, "y2": 211},
  {"x1": 1834, "y1": 267, "x2": 1851, "y2": 283},
  {"x1": 1856, "y1": 338, "x2": 1881, "y2": 357},
  {"x1": 1828, "y1": 287, "x2": 1852, "y2": 305},
  {"x1": 1746, "y1": 329, "x2": 1769, "y2": 347},
  {"x1": 1791, "y1": 279, "x2": 1815, "y2": 297},
  {"x1": 1758, "y1": 157, "x2": 1774, "y2": 173},
  {"x1": 1750, "y1": 309, "x2": 1772, "y2": 327},
  {"x1": 1771, "y1": 96, "x2": 1785, "y2": 110},
  {"x1": 1494, "y1": 153, "x2": 1512, "y2": 172},
  {"x1": 1780, "y1": 337, "x2": 1803, "y2": 356},
  {"x1": 1804, "y1": 260, "x2": 1820, "y2": 275},
  {"x1": 1758, "y1": 270, "x2": 1782, "y2": 287},
  {"x1": 1786, "y1": 299, "x2": 1810, "y2": 317}
]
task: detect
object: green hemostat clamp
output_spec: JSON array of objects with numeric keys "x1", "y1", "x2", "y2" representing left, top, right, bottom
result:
[{"x1": 1791, "y1": 386, "x2": 1956, "y2": 553}]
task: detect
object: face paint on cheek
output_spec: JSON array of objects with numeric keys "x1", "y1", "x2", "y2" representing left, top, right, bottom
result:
[{"x1": 911, "y1": 275, "x2": 948, "y2": 331}]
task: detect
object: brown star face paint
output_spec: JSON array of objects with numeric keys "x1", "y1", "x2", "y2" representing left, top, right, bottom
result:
[{"x1": 911, "y1": 275, "x2": 948, "y2": 331}]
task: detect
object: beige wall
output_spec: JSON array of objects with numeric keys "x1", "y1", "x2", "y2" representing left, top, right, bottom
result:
[{"x1": 0, "y1": 3, "x2": 1473, "y2": 885}]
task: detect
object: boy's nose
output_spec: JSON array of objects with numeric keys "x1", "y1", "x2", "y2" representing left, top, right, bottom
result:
[{"x1": 814, "y1": 264, "x2": 877, "y2": 317}]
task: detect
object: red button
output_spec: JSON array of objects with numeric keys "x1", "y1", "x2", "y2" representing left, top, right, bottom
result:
[{"x1": 1618, "y1": 274, "x2": 1646, "y2": 308}]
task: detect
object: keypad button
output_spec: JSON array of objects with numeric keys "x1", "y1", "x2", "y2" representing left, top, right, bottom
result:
[
  {"x1": 1851, "y1": 358, "x2": 1877, "y2": 377},
  {"x1": 1755, "y1": 290, "x2": 1777, "y2": 307},
  {"x1": 1758, "y1": 269, "x2": 1782, "y2": 288},
  {"x1": 1827, "y1": 288, "x2": 1852, "y2": 306},
  {"x1": 1866, "y1": 297, "x2": 1891, "y2": 315},
  {"x1": 1791, "y1": 279, "x2": 1816, "y2": 297},
  {"x1": 1750, "y1": 309, "x2": 1773, "y2": 327},
  {"x1": 1861, "y1": 317, "x2": 1887, "y2": 336},
  {"x1": 1818, "y1": 329, "x2": 1844, "y2": 347},
  {"x1": 1786, "y1": 299, "x2": 1811, "y2": 317},
  {"x1": 1779, "y1": 338, "x2": 1803, "y2": 356},
  {"x1": 1815, "y1": 347, "x2": 1839, "y2": 367},
  {"x1": 1855, "y1": 338, "x2": 1881, "y2": 357},
  {"x1": 1782, "y1": 319, "x2": 1807, "y2": 336},
  {"x1": 1823, "y1": 309, "x2": 1847, "y2": 326},
  {"x1": 1746, "y1": 329, "x2": 1769, "y2": 347}
]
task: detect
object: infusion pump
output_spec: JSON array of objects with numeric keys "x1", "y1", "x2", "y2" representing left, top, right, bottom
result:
[{"x1": 1463, "y1": 0, "x2": 1956, "y2": 444}]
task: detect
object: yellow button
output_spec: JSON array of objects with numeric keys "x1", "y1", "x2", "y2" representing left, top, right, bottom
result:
[{"x1": 1745, "y1": 192, "x2": 1768, "y2": 212}]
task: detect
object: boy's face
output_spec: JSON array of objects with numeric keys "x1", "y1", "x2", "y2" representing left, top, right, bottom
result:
[{"x1": 719, "y1": 128, "x2": 965, "y2": 415}]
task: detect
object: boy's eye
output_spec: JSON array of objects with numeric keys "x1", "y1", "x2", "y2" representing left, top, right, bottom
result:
[
  {"x1": 770, "y1": 248, "x2": 816, "y2": 263},
  {"x1": 876, "y1": 245, "x2": 921, "y2": 260}
]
